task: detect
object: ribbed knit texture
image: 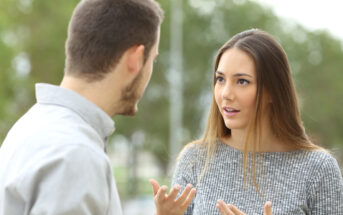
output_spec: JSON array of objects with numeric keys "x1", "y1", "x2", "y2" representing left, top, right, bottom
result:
[{"x1": 172, "y1": 141, "x2": 343, "y2": 215}]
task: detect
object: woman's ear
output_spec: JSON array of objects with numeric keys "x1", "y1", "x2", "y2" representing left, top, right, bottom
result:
[{"x1": 126, "y1": 45, "x2": 145, "y2": 74}]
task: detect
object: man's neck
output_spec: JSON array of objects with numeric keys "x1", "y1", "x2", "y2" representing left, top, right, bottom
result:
[{"x1": 60, "y1": 75, "x2": 122, "y2": 117}]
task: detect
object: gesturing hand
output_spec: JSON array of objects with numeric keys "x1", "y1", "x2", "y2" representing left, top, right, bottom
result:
[
  {"x1": 216, "y1": 199, "x2": 272, "y2": 215},
  {"x1": 150, "y1": 178, "x2": 196, "y2": 215}
]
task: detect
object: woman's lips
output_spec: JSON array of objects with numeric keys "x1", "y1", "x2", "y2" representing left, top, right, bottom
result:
[{"x1": 223, "y1": 107, "x2": 240, "y2": 117}]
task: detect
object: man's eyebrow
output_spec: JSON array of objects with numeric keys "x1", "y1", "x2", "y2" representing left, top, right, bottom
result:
[{"x1": 215, "y1": 71, "x2": 224, "y2": 75}]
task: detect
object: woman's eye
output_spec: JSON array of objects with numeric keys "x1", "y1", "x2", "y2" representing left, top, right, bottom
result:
[
  {"x1": 216, "y1": 76, "x2": 224, "y2": 82},
  {"x1": 237, "y1": 79, "x2": 249, "y2": 85}
]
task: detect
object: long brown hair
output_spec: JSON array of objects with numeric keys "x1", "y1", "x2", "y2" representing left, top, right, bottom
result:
[{"x1": 193, "y1": 29, "x2": 325, "y2": 193}]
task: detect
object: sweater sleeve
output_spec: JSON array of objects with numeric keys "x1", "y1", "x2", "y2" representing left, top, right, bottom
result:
[
  {"x1": 308, "y1": 154, "x2": 343, "y2": 214},
  {"x1": 171, "y1": 144, "x2": 199, "y2": 215}
]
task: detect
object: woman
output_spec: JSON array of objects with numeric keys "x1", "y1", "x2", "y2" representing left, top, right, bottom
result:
[{"x1": 150, "y1": 29, "x2": 343, "y2": 215}]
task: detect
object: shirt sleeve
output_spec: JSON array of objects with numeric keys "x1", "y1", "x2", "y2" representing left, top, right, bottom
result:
[
  {"x1": 308, "y1": 154, "x2": 343, "y2": 215},
  {"x1": 17, "y1": 144, "x2": 113, "y2": 215},
  {"x1": 171, "y1": 144, "x2": 199, "y2": 215}
]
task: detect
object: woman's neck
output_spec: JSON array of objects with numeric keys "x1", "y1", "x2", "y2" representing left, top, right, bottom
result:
[{"x1": 222, "y1": 126, "x2": 296, "y2": 153}]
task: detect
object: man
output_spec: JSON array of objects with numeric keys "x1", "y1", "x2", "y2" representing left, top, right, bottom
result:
[{"x1": 0, "y1": 0, "x2": 163, "y2": 214}]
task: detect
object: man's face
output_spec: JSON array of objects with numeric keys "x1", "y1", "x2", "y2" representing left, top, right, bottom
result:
[{"x1": 118, "y1": 30, "x2": 160, "y2": 116}]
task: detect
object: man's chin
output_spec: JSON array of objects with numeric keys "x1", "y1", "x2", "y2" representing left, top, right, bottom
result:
[{"x1": 117, "y1": 104, "x2": 138, "y2": 116}]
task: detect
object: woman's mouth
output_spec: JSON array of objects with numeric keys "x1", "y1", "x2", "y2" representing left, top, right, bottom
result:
[{"x1": 223, "y1": 107, "x2": 240, "y2": 117}]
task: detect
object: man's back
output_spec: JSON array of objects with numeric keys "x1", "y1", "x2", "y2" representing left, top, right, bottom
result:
[
  {"x1": 0, "y1": 0, "x2": 163, "y2": 213},
  {"x1": 0, "y1": 84, "x2": 122, "y2": 215}
]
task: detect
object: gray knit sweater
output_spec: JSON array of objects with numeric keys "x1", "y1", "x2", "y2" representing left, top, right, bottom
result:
[{"x1": 172, "y1": 141, "x2": 343, "y2": 215}]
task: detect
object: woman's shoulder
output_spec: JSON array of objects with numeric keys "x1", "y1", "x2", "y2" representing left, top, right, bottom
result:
[
  {"x1": 177, "y1": 139, "x2": 206, "y2": 161},
  {"x1": 304, "y1": 150, "x2": 343, "y2": 204},
  {"x1": 303, "y1": 149, "x2": 338, "y2": 166},
  {"x1": 302, "y1": 149, "x2": 342, "y2": 178}
]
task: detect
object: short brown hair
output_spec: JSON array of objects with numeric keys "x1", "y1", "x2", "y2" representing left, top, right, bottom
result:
[{"x1": 65, "y1": 0, "x2": 163, "y2": 81}]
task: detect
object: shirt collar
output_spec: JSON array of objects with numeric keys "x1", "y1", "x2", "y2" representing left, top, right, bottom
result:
[{"x1": 35, "y1": 83, "x2": 115, "y2": 144}]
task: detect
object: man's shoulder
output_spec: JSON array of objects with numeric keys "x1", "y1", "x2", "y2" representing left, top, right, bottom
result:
[
  {"x1": 4, "y1": 102, "x2": 100, "y2": 146},
  {"x1": 7, "y1": 141, "x2": 108, "y2": 177},
  {"x1": 0, "y1": 101, "x2": 108, "y2": 178}
]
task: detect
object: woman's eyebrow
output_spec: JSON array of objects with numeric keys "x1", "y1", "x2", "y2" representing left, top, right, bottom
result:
[
  {"x1": 232, "y1": 73, "x2": 253, "y2": 77},
  {"x1": 216, "y1": 71, "x2": 253, "y2": 78}
]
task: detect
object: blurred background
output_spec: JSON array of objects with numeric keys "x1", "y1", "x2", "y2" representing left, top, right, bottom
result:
[{"x1": 1, "y1": 0, "x2": 343, "y2": 214}]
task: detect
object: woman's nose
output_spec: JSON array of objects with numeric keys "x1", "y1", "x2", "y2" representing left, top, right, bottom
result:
[{"x1": 222, "y1": 83, "x2": 234, "y2": 100}]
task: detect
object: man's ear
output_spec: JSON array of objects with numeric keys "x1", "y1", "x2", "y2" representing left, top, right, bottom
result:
[{"x1": 126, "y1": 45, "x2": 145, "y2": 75}]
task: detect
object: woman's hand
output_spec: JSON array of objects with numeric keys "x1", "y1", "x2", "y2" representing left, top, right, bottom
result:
[
  {"x1": 150, "y1": 178, "x2": 196, "y2": 215},
  {"x1": 216, "y1": 199, "x2": 272, "y2": 215}
]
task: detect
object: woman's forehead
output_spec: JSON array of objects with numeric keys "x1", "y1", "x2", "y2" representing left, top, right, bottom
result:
[{"x1": 217, "y1": 48, "x2": 256, "y2": 77}]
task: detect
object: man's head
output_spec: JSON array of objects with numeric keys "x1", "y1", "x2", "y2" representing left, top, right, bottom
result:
[
  {"x1": 117, "y1": 29, "x2": 160, "y2": 116},
  {"x1": 62, "y1": 0, "x2": 163, "y2": 116},
  {"x1": 65, "y1": 0, "x2": 163, "y2": 81}
]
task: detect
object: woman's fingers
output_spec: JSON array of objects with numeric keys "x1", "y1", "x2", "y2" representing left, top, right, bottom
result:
[
  {"x1": 228, "y1": 204, "x2": 246, "y2": 215},
  {"x1": 264, "y1": 201, "x2": 272, "y2": 215},
  {"x1": 167, "y1": 184, "x2": 196, "y2": 211},
  {"x1": 150, "y1": 180, "x2": 197, "y2": 215},
  {"x1": 216, "y1": 200, "x2": 247, "y2": 215},
  {"x1": 216, "y1": 200, "x2": 272, "y2": 215},
  {"x1": 166, "y1": 184, "x2": 181, "y2": 201},
  {"x1": 217, "y1": 200, "x2": 235, "y2": 215},
  {"x1": 156, "y1": 185, "x2": 168, "y2": 203},
  {"x1": 180, "y1": 187, "x2": 196, "y2": 210},
  {"x1": 175, "y1": 184, "x2": 193, "y2": 204},
  {"x1": 149, "y1": 179, "x2": 160, "y2": 196}
]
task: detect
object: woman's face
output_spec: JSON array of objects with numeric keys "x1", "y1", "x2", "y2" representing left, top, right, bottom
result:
[{"x1": 215, "y1": 48, "x2": 257, "y2": 130}]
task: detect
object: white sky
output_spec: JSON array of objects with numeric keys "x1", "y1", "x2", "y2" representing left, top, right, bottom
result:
[{"x1": 251, "y1": 0, "x2": 343, "y2": 41}]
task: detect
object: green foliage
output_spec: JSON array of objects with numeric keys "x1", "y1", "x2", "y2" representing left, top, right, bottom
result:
[
  {"x1": 0, "y1": 0, "x2": 80, "y2": 140},
  {"x1": 1, "y1": 0, "x2": 342, "y2": 173},
  {"x1": 114, "y1": 165, "x2": 170, "y2": 200}
]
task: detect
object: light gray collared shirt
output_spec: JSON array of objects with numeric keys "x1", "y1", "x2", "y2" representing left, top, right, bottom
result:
[{"x1": 0, "y1": 83, "x2": 123, "y2": 215}]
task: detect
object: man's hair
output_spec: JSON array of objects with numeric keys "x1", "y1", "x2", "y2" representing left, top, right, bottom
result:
[{"x1": 65, "y1": 0, "x2": 164, "y2": 81}]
